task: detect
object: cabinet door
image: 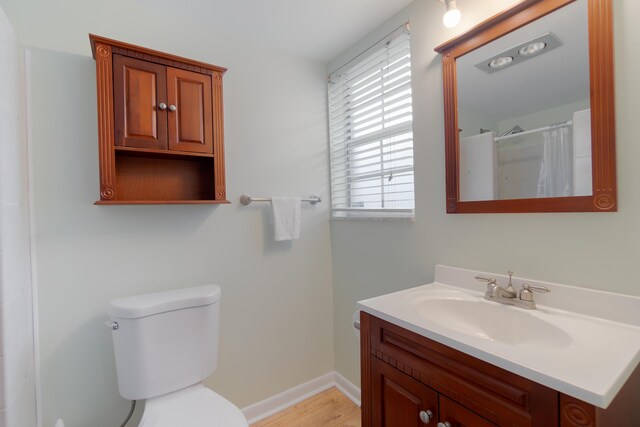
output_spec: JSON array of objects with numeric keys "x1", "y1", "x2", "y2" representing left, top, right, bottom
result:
[
  {"x1": 439, "y1": 395, "x2": 496, "y2": 427},
  {"x1": 371, "y1": 358, "x2": 439, "y2": 427},
  {"x1": 113, "y1": 55, "x2": 168, "y2": 149},
  {"x1": 166, "y1": 68, "x2": 213, "y2": 153}
]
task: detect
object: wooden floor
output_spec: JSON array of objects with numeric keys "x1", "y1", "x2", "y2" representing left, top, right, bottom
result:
[{"x1": 251, "y1": 387, "x2": 361, "y2": 427}]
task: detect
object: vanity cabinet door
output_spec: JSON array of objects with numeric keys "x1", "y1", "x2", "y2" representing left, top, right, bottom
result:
[
  {"x1": 439, "y1": 395, "x2": 496, "y2": 427},
  {"x1": 371, "y1": 357, "x2": 439, "y2": 427},
  {"x1": 113, "y1": 55, "x2": 168, "y2": 150}
]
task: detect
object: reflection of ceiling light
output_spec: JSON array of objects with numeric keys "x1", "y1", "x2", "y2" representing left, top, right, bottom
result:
[
  {"x1": 489, "y1": 56, "x2": 513, "y2": 69},
  {"x1": 475, "y1": 33, "x2": 562, "y2": 74},
  {"x1": 519, "y1": 42, "x2": 547, "y2": 56},
  {"x1": 439, "y1": 0, "x2": 462, "y2": 28}
]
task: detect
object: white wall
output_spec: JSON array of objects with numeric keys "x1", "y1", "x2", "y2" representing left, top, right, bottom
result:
[
  {"x1": 458, "y1": 107, "x2": 498, "y2": 140},
  {"x1": 0, "y1": 5, "x2": 37, "y2": 426},
  {"x1": 329, "y1": 0, "x2": 640, "y2": 387},
  {"x1": 0, "y1": 0, "x2": 334, "y2": 426}
]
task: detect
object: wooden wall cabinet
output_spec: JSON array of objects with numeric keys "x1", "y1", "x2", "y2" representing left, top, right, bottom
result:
[
  {"x1": 90, "y1": 35, "x2": 229, "y2": 204},
  {"x1": 361, "y1": 312, "x2": 640, "y2": 427}
]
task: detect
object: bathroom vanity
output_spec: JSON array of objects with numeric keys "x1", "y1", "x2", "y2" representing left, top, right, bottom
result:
[{"x1": 358, "y1": 266, "x2": 640, "y2": 426}]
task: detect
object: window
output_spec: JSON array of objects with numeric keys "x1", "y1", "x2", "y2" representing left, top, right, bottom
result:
[{"x1": 328, "y1": 25, "x2": 414, "y2": 219}]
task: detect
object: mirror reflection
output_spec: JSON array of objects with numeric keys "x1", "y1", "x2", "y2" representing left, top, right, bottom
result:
[{"x1": 457, "y1": 0, "x2": 590, "y2": 201}]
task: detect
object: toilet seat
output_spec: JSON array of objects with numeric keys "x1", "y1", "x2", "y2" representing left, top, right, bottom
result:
[{"x1": 139, "y1": 383, "x2": 248, "y2": 427}]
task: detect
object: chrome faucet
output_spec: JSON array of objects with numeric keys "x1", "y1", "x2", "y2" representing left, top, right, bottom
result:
[{"x1": 475, "y1": 272, "x2": 550, "y2": 310}]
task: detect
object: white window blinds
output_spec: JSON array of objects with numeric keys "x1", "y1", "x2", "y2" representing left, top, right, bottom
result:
[{"x1": 328, "y1": 25, "x2": 414, "y2": 219}]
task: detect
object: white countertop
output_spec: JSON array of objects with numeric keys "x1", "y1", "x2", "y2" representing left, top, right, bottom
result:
[{"x1": 357, "y1": 265, "x2": 640, "y2": 408}]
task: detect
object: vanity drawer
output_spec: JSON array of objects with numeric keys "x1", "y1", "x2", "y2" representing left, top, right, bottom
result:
[{"x1": 365, "y1": 313, "x2": 558, "y2": 426}]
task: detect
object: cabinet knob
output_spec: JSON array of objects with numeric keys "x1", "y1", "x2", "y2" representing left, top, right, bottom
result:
[
  {"x1": 158, "y1": 102, "x2": 167, "y2": 111},
  {"x1": 169, "y1": 104, "x2": 177, "y2": 112},
  {"x1": 437, "y1": 422, "x2": 451, "y2": 427},
  {"x1": 419, "y1": 410, "x2": 434, "y2": 424}
]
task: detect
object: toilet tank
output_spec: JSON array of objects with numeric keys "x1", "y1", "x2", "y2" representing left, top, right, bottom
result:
[{"x1": 107, "y1": 285, "x2": 221, "y2": 400}]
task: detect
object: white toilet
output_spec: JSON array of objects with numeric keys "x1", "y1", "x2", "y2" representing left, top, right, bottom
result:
[{"x1": 107, "y1": 285, "x2": 248, "y2": 427}]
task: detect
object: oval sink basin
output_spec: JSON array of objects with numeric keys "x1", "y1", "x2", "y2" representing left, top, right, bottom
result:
[{"x1": 412, "y1": 298, "x2": 572, "y2": 348}]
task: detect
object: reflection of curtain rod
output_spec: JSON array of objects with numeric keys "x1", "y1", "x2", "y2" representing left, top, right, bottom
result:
[{"x1": 495, "y1": 120, "x2": 573, "y2": 142}]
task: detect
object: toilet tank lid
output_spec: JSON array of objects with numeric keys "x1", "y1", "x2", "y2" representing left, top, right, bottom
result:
[{"x1": 108, "y1": 285, "x2": 221, "y2": 319}]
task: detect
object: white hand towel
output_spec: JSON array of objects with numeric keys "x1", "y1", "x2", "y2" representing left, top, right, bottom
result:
[{"x1": 271, "y1": 197, "x2": 301, "y2": 241}]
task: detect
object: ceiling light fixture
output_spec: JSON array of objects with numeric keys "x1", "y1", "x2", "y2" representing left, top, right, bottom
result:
[
  {"x1": 489, "y1": 56, "x2": 513, "y2": 69},
  {"x1": 518, "y1": 42, "x2": 547, "y2": 56},
  {"x1": 439, "y1": 0, "x2": 462, "y2": 29}
]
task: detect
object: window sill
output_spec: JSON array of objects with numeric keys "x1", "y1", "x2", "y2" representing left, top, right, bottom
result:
[{"x1": 331, "y1": 210, "x2": 415, "y2": 221}]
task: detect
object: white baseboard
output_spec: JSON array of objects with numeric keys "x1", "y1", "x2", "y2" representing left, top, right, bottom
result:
[
  {"x1": 333, "y1": 371, "x2": 361, "y2": 407},
  {"x1": 241, "y1": 371, "x2": 360, "y2": 425}
]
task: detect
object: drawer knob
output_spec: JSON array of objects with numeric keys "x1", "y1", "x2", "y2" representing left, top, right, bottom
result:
[
  {"x1": 437, "y1": 422, "x2": 451, "y2": 427},
  {"x1": 169, "y1": 104, "x2": 177, "y2": 112},
  {"x1": 158, "y1": 102, "x2": 167, "y2": 111},
  {"x1": 419, "y1": 410, "x2": 433, "y2": 423}
]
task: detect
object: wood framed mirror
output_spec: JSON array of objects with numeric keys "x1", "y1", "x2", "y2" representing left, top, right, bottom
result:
[{"x1": 435, "y1": 0, "x2": 615, "y2": 213}]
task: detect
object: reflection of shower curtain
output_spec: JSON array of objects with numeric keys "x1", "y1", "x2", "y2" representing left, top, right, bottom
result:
[{"x1": 537, "y1": 126, "x2": 573, "y2": 197}]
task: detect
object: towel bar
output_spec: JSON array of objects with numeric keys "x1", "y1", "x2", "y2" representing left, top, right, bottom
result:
[{"x1": 240, "y1": 195, "x2": 321, "y2": 205}]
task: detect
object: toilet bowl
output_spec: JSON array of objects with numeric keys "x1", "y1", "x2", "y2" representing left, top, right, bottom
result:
[
  {"x1": 107, "y1": 285, "x2": 248, "y2": 427},
  {"x1": 139, "y1": 384, "x2": 247, "y2": 427}
]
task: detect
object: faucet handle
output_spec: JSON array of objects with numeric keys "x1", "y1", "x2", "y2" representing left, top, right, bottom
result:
[
  {"x1": 475, "y1": 276, "x2": 497, "y2": 298},
  {"x1": 523, "y1": 284, "x2": 550, "y2": 293},
  {"x1": 475, "y1": 276, "x2": 496, "y2": 285},
  {"x1": 519, "y1": 284, "x2": 550, "y2": 302}
]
